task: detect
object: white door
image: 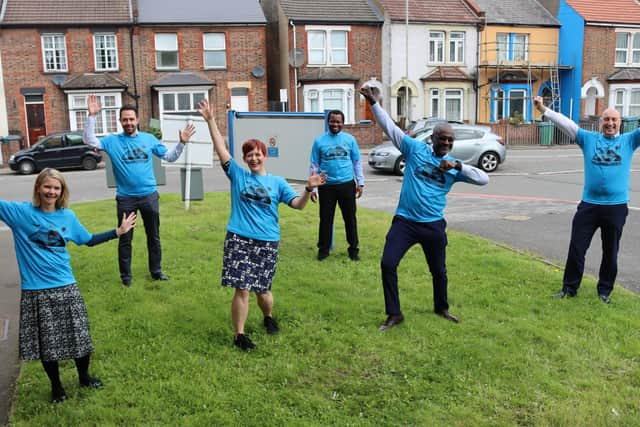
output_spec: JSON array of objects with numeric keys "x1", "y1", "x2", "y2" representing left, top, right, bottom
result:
[{"x1": 230, "y1": 88, "x2": 249, "y2": 112}]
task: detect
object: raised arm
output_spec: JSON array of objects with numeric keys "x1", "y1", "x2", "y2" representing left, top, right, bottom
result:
[
  {"x1": 533, "y1": 96, "x2": 578, "y2": 139},
  {"x1": 359, "y1": 86, "x2": 405, "y2": 149},
  {"x1": 197, "y1": 99, "x2": 231, "y2": 164},
  {"x1": 289, "y1": 169, "x2": 327, "y2": 210},
  {"x1": 86, "y1": 212, "x2": 137, "y2": 246},
  {"x1": 162, "y1": 121, "x2": 195, "y2": 162},
  {"x1": 82, "y1": 94, "x2": 103, "y2": 150}
]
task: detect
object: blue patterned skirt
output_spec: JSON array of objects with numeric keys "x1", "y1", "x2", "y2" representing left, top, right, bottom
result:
[
  {"x1": 19, "y1": 284, "x2": 94, "y2": 361},
  {"x1": 221, "y1": 232, "x2": 279, "y2": 293}
]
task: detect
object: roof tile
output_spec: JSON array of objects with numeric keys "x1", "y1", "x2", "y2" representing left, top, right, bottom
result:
[
  {"x1": 565, "y1": 0, "x2": 640, "y2": 25},
  {"x1": 1, "y1": 0, "x2": 131, "y2": 25},
  {"x1": 377, "y1": 0, "x2": 482, "y2": 24},
  {"x1": 280, "y1": 0, "x2": 382, "y2": 23}
]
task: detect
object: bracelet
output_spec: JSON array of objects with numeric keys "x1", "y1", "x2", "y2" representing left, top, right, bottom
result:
[{"x1": 305, "y1": 186, "x2": 313, "y2": 193}]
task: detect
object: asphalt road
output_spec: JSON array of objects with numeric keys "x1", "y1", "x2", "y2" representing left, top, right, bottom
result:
[{"x1": 2, "y1": 145, "x2": 640, "y2": 423}]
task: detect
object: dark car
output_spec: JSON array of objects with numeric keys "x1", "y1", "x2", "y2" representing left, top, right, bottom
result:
[{"x1": 9, "y1": 131, "x2": 102, "y2": 175}]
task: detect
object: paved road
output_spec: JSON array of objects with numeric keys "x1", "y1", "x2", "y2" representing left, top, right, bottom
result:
[{"x1": 2, "y1": 145, "x2": 640, "y2": 423}]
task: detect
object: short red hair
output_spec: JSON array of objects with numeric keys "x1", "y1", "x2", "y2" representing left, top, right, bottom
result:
[{"x1": 242, "y1": 139, "x2": 267, "y2": 158}]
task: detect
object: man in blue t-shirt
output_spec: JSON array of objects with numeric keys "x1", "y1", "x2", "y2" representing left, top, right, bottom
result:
[
  {"x1": 310, "y1": 110, "x2": 364, "y2": 261},
  {"x1": 360, "y1": 86, "x2": 489, "y2": 330},
  {"x1": 83, "y1": 95, "x2": 195, "y2": 286},
  {"x1": 534, "y1": 96, "x2": 640, "y2": 303}
]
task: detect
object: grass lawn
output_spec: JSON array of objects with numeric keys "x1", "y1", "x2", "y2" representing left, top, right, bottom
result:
[{"x1": 9, "y1": 193, "x2": 640, "y2": 426}]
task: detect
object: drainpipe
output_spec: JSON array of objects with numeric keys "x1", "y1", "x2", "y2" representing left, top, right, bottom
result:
[
  {"x1": 129, "y1": 26, "x2": 139, "y2": 112},
  {"x1": 290, "y1": 20, "x2": 299, "y2": 112}
]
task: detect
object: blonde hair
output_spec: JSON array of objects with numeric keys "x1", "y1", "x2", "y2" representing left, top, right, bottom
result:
[{"x1": 32, "y1": 168, "x2": 69, "y2": 210}]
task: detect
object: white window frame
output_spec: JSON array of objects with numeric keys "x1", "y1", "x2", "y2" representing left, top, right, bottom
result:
[
  {"x1": 496, "y1": 33, "x2": 528, "y2": 62},
  {"x1": 93, "y1": 33, "x2": 118, "y2": 71},
  {"x1": 41, "y1": 33, "x2": 68, "y2": 72},
  {"x1": 509, "y1": 89, "x2": 527, "y2": 119},
  {"x1": 159, "y1": 88, "x2": 208, "y2": 115},
  {"x1": 67, "y1": 91, "x2": 123, "y2": 135},
  {"x1": 305, "y1": 26, "x2": 350, "y2": 67},
  {"x1": 609, "y1": 84, "x2": 640, "y2": 116},
  {"x1": 449, "y1": 32, "x2": 465, "y2": 63},
  {"x1": 429, "y1": 31, "x2": 445, "y2": 64},
  {"x1": 444, "y1": 89, "x2": 463, "y2": 122},
  {"x1": 512, "y1": 34, "x2": 528, "y2": 61},
  {"x1": 155, "y1": 33, "x2": 179, "y2": 70},
  {"x1": 203, "y1": 33, "x2": 226, "y2": 69},
  {"x1": 303, "y1": 83, "x2": 355, "y2": 123},
  {"x1": 430, "y1": 89, "x2": 440, "y2": 118},
  {"x1": 615, "y1": 30, "x2": 640, "y2": 66}
]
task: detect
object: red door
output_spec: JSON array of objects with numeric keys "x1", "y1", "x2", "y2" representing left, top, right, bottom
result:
[{"x1": 26, "y1": 104, "x2": 46, "y2": 147}]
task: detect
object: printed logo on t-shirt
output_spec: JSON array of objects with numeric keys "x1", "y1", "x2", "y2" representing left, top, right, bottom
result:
[
  {"x1": 592, "y1": 146, "x2": 621, "y2": 166},
  {"x1": 122, "y1": 147, "x2": 149, "y2": 163},
  {"x1": 29, "y1": 229, "x2": 66, "y2": 252},
  {"x1": 414, "y1": 164, "x2": 446, "y2": 187},
  {"x1": 321, "y1": 146, "x2": 349, "y2": 161},
  {"x1": 240, "y1": 184, "x2": 272, "y2": 208}
]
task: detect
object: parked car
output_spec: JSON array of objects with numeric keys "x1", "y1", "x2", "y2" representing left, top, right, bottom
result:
[
  {"x1": 368, "y1": 124, "x2": 506, "y2": 175},
  {"x1": 405, "y1": 117, "x2": 465, "y2": 136},
  {"x1": 9, "y1": 131, "x2": 102, "y2": 175}
]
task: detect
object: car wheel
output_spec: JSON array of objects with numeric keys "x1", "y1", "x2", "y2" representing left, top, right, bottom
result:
[
  {"x1": 393, "y1": 156, "x2": 406, "y2": 176},
  {"x1": 18, "y1": 160, "x2": 35, "y2": 175},
  {"x1": 478, "y1": 151, "x2": 499, "y2": 172},
  {"x1": 82, "y1": 156, "x2": 98, "y2": 170}
]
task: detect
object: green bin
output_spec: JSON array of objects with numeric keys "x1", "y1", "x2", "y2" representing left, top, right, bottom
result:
[
  {"x1": 180, "y1": 167, "x2": 203, "y2": 201},
  {"x1": 538, "y1": 121, "x2": 554, "y2": 146},
  {"x1": 621, "y1": 117, "x2": 639, "y2": 133}
]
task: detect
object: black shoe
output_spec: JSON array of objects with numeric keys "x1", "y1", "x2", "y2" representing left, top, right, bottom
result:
[
  {"x1": 551, "y1": 289, "x2": 576, "y2": 299},
  {"x1": 122, "y1": 278, "x2": 131, "y2": 287},
  {"x1": 51, "y1": 386, "x2": 67, "y2": 403},
  {"x1": 79, "y1": 376, "x2": 103, "y2": 389},
  {"x1": 349, "y1": 253, "x2": 360, "y2": 261},
  {"x1": 233, "y1": 334, "x2": 256, "y2": 351},
  {"x1": 379, "y1": 314, "x2": 404, "y2": 331},
  {"x1": 599, "y1": 294, "x2": 611, "y2": 304},
  {"x1": 264, "y1": 316, "x2": 280, "y2": 334},
  {"x1": 317, "y1": 252, "x2": 330, "y2": 261},
  {"x1": 436, "y1": 310, "x2": 460, "y2": 323},
  {"x1": 151, "y1": 272, "x2": 169, "y2": 281}
]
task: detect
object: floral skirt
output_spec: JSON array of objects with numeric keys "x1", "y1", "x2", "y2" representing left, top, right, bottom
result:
[
  {"x1": 19, "y1": 284, "x2": 94, "y2": 361},
  {"x1": 221, "y1": 232, "x2": 279, "y2": 293}
]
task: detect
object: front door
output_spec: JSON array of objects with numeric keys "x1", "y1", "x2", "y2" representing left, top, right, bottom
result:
[{"x1": 26, "y1": 103, "x2": 46, "y2": 147}]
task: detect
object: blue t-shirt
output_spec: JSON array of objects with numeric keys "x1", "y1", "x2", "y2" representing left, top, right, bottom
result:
[
  {"x1": 0, "y1": 201, "x2": 92, "y2": 290},
  {"x1": 396, "y1": 135, "x2": 468, "y2": 222},
  {"x1": 225, "y1": 159, "x2": 298, "y2": 241},
  {"x1": 576, "y1": 128, "x2": 640, "y2": 204},
  {"x1": 100, "y1": 132, "x2": 168, "y2": 197},
  {"x1": 310, "y1": 131, "x2": 360, "y2": 185}
]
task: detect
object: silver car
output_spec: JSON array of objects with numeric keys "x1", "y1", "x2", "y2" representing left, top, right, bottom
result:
[{"x1": 368, "y1": 124, "x2": 506, "y2": 175}]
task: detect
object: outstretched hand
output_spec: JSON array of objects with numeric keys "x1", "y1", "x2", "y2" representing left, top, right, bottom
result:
[
  {"x1": 307, "y1": 169, "x2": 327, "y2": 190},
  {"x1": 87, "y1": 94, "x2": 101, "y2": 116},
  {"x1": 179, "y1": 122, "x2": 196, "y2": 144},
  {"x1": 117, "y1": 212, "x2": 137, "y2": 236},
  {"x1": 533, "y1": 96, "x2": 546, "y2": 113},
  {"x1": 197, "y1": 99, "x2": 215, "y2": 122},
  {"x1": 359, "y1": 86, "x2": 377, "y2": 105}
]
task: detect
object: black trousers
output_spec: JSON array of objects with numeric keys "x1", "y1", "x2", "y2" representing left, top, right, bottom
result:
[
  {"x1": 381, "y1": 216, "x2": 448, "y2": 315},
  {"x1": 562, "y1": 201, "x2": 628, "y2": 296},
  {"x1": 317, "y1": 180, "x2": 359, "y2": 256},
  {"x1": 116, "y1": 191, "x2": 161, "y2": 280}
]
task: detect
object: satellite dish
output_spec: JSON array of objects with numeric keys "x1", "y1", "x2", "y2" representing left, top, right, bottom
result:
[
  {"x1": 288, "y1": 48, "x2": 305, "y2": 68},
  {"x1": 251, "y1": 66, "x2": 265, "y2": 78}
]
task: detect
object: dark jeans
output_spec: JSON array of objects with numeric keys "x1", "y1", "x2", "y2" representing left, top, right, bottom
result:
[
  {"x1": 563, "y1": 201, "x2": 628, "y2": 297},
  {"x1": 116, "y1": 192, "x2": 161, "y2": 280},
  {"x1": 317, "y1": 180, "x2": 359, "y2": 256},
  {"x1": 381, "y1": 216, "x2": 448, "y2": 315}
]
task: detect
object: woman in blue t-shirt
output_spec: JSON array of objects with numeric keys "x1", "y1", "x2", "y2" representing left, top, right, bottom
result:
[
  {"x1": 198, "y1": 100, "x2": 326, "y2": 351},
  {"x1": 0, "y1": 168, "x2": 136, "y2": 403}
]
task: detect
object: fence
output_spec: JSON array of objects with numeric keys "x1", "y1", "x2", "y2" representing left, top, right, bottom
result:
[{"x1": 483, "y1": 120, "x2": 603, "y2": 146}]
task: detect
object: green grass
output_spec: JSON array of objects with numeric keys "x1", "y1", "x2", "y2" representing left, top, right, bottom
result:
[{"x1": 9, "y1": 193, "x2": 640, "y2": 426}]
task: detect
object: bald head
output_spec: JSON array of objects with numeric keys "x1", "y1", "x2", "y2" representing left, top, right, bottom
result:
[
  {"x1": 600, "y1": 108, "x2": 621, "y2": 137},
  {"x1": 431, "y1": 123, "x2": 455, "y2": 157}
]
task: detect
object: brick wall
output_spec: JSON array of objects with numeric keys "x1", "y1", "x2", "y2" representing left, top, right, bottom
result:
[
  {"x1": 344, "y1": 122, "x2": 383, "y2": 148},
  {"x1": 582, "y1": 26, "x2": 615, "y2": 117}
]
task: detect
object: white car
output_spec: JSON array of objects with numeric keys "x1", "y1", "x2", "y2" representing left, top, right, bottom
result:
[{"x1": 368, "y1": 124, "x2": 506, "y2": 175}]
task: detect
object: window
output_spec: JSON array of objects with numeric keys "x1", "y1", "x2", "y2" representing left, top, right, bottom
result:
[
  {"x1": 161, "y1": 91, "x2": 207, "y2": 113},
  {"x1": 203, "y1": 33, "x2": 226, "y2": 68},
  {"x1": 94, "y1": 33, "x2": 118, "y2": 71},
  {"x1": 155, "y1": 33, "x2": 178, "y2": 69},
  {"x1": 611, "y1": 86, "x2": 640, "y2": 116},
  {"x1": 496, "y1": 33, "x2": 528, "y2": 62},
  {"x1": 307, "y1": 29, "x2": 348, "y2": 66},
  {"x1": 614, "y1": 89, "x2": 625, "y2": 113},
  {"x1": 43, "y1": 136, "x2": 63, "y2": 149},
  {"x1": 41, "y1": 34, "x2": 68, "y2": 72},
  {"x1": 444, "y1": 89, "x2": 463, "y2": 122},
  {"x1": 430, "y1": 89, "x2": 439, "y2": 118},
  {"x1": 68, "y1": 93, "x2": 122, "y2": 135},
  {"x1": 509, "y1": 89, "x2": 526, "y2": 119},
  {"x1": 615, "y1": 32, "x2": 640, "y2": 65},
  {"x1": 303, "y1": 84, "x2": 354, "y2": 123},
  {"x1": 449, "y1": 32, "x2": 465, "y2": 63},
  {"x1": 630, "y1": 89, "x2": 640, "y2": 116},
  {"x1": 429, "y1": 32, "x2": 444, "y2": 63}
]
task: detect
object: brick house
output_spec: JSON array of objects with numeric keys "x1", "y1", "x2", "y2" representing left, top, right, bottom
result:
[
  {"x1": 0, "y1": 0, "x2": 267, "y2": 150},
  {"x1": 541, "y1": 0, "x2": 640, "y2": 120},
  {"x1": 260, "y1": 0, "x2": 384, "y2": 146}
]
